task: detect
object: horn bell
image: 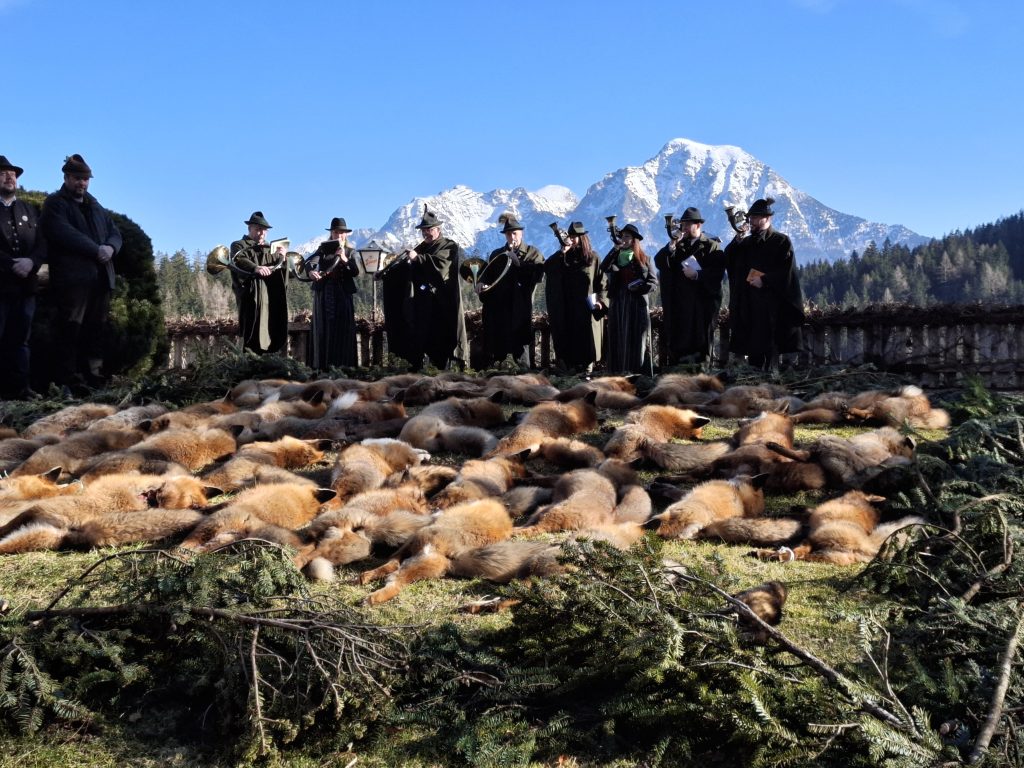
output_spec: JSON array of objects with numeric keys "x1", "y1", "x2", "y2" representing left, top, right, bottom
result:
[{"x1": 205, "y1": 244, "x2": 230, "y2": 275}]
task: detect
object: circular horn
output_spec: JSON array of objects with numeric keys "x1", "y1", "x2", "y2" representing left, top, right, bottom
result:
[{"x1": 205, "y1": 244, "x2": 230, "y2": 275}]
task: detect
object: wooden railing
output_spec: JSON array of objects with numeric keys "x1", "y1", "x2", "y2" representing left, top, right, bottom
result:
[{"x1": 166, "y1": 304, "x2": 1024, "y2": 389}]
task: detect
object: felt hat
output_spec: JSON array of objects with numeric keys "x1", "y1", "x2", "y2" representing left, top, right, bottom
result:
[
  {"x1": 416, "y1": 206, "x2": 442, "y2": 229},
  {"x1": 679, "y1": 206, "x2": 704, "y2": 223},
  {"x1": 0, "y1": 156, "x2": 24, "y2": 178},
  {"x1": 327, "y1": 216, "x2": 352, "y2": 232},
  {"x1": 619, "y1": 223, "x2": 643, "y2": 241},
  {"x1": 244, "y1": 211, "x2": 273, "y2": 229},
  {"x1": 746, "y1": 197, "x2": 776, "y2": 217},
  {"x1": 567, "y1": 221, "x2": 587, "y2": 236},
  {"x1": 61, "y1": 153, "x2": 92, "y2": 178},
  {"x1": 498, "y1": 212, "x2": 523, "y2": 233}
]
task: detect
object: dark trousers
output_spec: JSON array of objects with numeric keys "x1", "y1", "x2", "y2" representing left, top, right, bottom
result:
[
  {"x1": 53, "y1": 279, "x2": 111, "y2": 384},
  {"x1": 0, "y1": 293, "x2": 35, "y2": 395}
]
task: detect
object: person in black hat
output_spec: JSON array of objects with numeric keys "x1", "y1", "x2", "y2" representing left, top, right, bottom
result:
[
  {"x1": 40, "y1": 153, "x2": 122, "y2": 391},
  {"x1": 654, "y1": 206, "x2": 726, "y2": 367},
  {"x1": 596, "y1": 222, "x2": 657, "y2": 374},
  {"x1": 228, "y1": 211, "x2": 289, "y2": 354},
  {"x1": 301, "y1": 216, "x2": 360, "y2": 369},
  {"x1": 0, "y1": 156, "x2": 46, "y2": 399},
  {"x1": 386, "y1": 206, "x2": 468, "y2": 369},
  {"x1": 723, "y1": 197, "x2": 804, "y2": 370},
  {"x1": 544, "y1": 221, "x2": 604, "y2": 375},
  {"x1": 477, "y1": 212, "x2": 544, "y2": 368}
]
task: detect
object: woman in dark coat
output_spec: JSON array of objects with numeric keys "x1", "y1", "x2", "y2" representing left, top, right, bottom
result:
[
  {"x1": 544, "y1": 221, "x2": 604, "y2": 375},
  {"x1": 596, "y1": 223, "x2": 656, "y2": 374},
  {"x1": 654, "y1": 207, "x2": 725, "y2": 366},
  {"x1": 303, "y1": 217, "x2": 360, "y2": 370}
]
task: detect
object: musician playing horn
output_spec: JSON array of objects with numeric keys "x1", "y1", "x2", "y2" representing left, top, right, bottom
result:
[
  {"x1": 654, "y1": 206, "x2": 725, "y2": 367},
  {"x1": 303, "y1": 216, "x2": 359, "y2": 370},
  {"x1": 597, "y1": 222, "x2": 657, "y2": 374},
  {"x1": 544, "y1": 221, "x2": 604, "y2": 377},
  {"x1": 230, "y1": 211, "x2": 288, "y2": 354},
  {"x1": 401, "y1": 207, "x2": 469, "y2": 370},
  {"x1": 479, "y1": 213, "x2": 544, "y2": 368}
]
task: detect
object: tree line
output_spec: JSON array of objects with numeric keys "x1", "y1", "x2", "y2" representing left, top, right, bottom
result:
[{"x1": 155, "y1": 210, "x2": 1024, "y2": 320}]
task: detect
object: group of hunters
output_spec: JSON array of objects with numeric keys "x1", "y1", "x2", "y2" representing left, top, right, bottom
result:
[{"x1": 0, "y1": 152, "x2": 805, "y2": 399}]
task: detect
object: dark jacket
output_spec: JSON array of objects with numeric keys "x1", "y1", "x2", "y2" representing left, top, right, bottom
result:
[
  {"x1": 654, "y1": 233, "x2": 725, "y2": 362},
  {"x1": 304, "y1": 242, "x2": 360, "y2": 369},
  {"x1": 725, "y1": 227, "x2": 804, "y2": 356},
  {"x1": 479, "y1": 241, "x2": 544, "y2": 364},
  {"x1": 544, "y1": 246, "x2": 604, "y2": 368},
  {"x1": 599, "y1": 248, "x2": 657, "y2": 373},
  {"x1": 229, "y1": 235, "x2": 289, "y2": 354},
  {"x1": 40, "y1": 186, "x2": 121, "y2": 290},
  {"x1": 409, "y1": 236, "x2": 470, "y2": 369},
  {"x1": 0, "y1": 198, "x2": 46, "y2": 297}
]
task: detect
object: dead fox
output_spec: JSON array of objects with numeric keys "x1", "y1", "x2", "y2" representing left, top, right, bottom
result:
[
  {"x1": 695, "y1": 516, "x2": 804, "y2": 547},
  {"x1": 76, "y1": 426, "x2": 240, "y2": 477},
  {"x1": 0, "y1": 467, "x2": 74, "y2": 506},
  {"x1": 604, "y1": 406, "x2": 710, "y2": 461},
  {"x1": 752, "y1": 490, "x2": 923, "y2": 565},
  {"x1": 637, "y1": 437, "x2": 732, "y2": 474},
  {"x1": 298, "y1": 506, "x2": 433, "y2": 574},
  {"x1": 330, "y1": 438, "x2": 430, "y2": 503},
  {"x1": 383, "y1": 464, "x2": 459, "y2": 497},
  {"x1": 696, "y1": 384, "x2": 795, "y2": 419},
  {"x1": 643, "y1": 373, "x2": 726, "y2": 407},
  {"x1": 730, "y1": 581, "x2": 788, "y2": 641},
  {"x1": 448, "y1": 540, "x2": 563, "y2": 583},
  {"x1": 0, "y1": 509, "x2": 205, "y2": 554},
  {"x1": 399, "y1": 395, "x2": 506, "y2": 456},
  {"x1": 647, "y1": 475, "x2": 767, "y2": 540},
  {"x1": 85, "y1": 404, "x2": 170, "y2": 432},
  {"x1": 234, "y1": 435, "x2": 329, "y2": 469},
  {"x1": 201, "y1": 458, "x2": 315, "y2": 494},
  {"x1": 766, "y1": 427, "x2": 915, "y2": 490},
  {"x1": 846, "y1": 386, "x2": 950, "y2": 429},
  {"x1": 478, "y1": 373, "x2": 560, "y2": 404},
  {"x1": 360, "y1": 498, "x2": 514, "y2": 604},
  {"x1": 178, "y1": 483, "x2": 337, "y2": 552},
  {"x1": 516, "y1": 468, "x2": 618, "y2": 535},
  {"x1": 13, "y1": 429, "x2": 146, "y2": 478},
  {"x1": 556, "y1": 376, "x2": 642, "y2": 410},
  {"x1": 0, "y1": 434, "x2": 61, "y2": 475},
  {"x1": 431, "y1": 454, "x2": 529, "y2": 509},
  {"x1": 22, "y1": 403, "x2": 118, "y2": 438},
  {"x1": 612, "y1": 484, "x2": 653, "y2": 524},
  {"x1": 537, "y1": 438, "x2": 605, "y2": 469},
  {"x1": 486, "y1": 392, "x2": 599, "y2": 458},
  {"x1": 225, "y1": 378, "x2": 293, "y2": 408}
]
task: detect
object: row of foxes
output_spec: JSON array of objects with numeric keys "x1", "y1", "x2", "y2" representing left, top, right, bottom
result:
[{"x1": 0, "y1": 370, "x2": 947, "y2": 613}]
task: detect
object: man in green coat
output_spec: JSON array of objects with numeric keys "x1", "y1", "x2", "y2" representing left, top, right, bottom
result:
[{"x1": 230, "y1": 211, "x2": 288, "y2": 355}]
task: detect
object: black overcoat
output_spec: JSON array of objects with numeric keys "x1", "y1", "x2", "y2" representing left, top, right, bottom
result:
[
  {"x1": 0, "y1": 198, "x2": 46, "y2": 297},
  {"x1": 304, "y1": 242, "x2": 359, "y2": 369},
  {"x1": 479, "y1": 242, "x2": 544, "y2": 366},
  {"x1": 40, "y1": 186, "x2": 121, "y2": 291},
  {"x1": 544, "y1": 246, "x2": 604, "y2": 369},
  {"x1": 408, "y1": 236, "x2": 469, "y2": 369},
  {"x1": 654, "y1": 233, "x2": 725, "y2": 364},
  {"x1": 599, "y1": 248, "x2": 657, "y2": 374},
  {"x1": 229, "y1": 235, "x2": 289, "y2": 355}
]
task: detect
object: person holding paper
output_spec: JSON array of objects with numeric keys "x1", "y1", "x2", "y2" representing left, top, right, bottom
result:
[
  {"x1": 654, "y1": 207, "x2": 725, "y2": 366},
  {"x1": 597, "y1": 222, "x2": 656, "y2": 374},
  {"x1": 303, "y1": 217, "x2": 359, "y2": 370},
  {"x1": 723, "y1": 197, "x2": 804, "y2": 370},
  {"x1": 544, "y1": 221, "x2": 604, "y2": 375},
  {"x1": 229, "y1": 211, "x2": 289, "y2": 355}
]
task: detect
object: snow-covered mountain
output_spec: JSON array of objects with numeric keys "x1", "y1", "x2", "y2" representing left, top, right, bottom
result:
[{"x1": 298, "y1": 139, "x2": 927, "y2": 264}]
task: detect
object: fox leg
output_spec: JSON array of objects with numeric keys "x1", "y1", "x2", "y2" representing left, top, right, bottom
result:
[
  {"x1": 748, "y1": 543, "x2": 813, "y2": 562},
  {"x1": 366, "y1": 549, "x2": 450, "y2": 605},
  {"x1": 359, "y1": 558, "x2": 401, "y2": 585}
]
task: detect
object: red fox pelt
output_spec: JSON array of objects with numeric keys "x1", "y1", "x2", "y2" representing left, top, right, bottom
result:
[
  {"x1": 359, "y1": 498, "x2": 514, "y2": 604},
  {"x1": 399, "y1": 395, "x2": 505, "y2": 456},
  {"x1": 383, "y1": 465, "x2": 458, "y2": 497},
  {"x1": 751, "y1": 490, "x2": 924, "y2": 565},
  {"x1": 695, "y1": 384, "x2": 795, "y2": 419},
  {"x1": 695, "y1": 516, "x2": 804, "y2": 547},
  {"x1": 178, "y1": 483, "x2": 337, "y2": 552},
  {"x1": 766, "y1": 427, "x2": 915, "y2": 490},
  {"x1": 448, "y1": 540, "x2": 563, "y2": 583},
  {"x1": 430, "y1": 454, "x2": 529, "y2": 509},
  {"x1": 485, "y1": 392, "x2": 599, "y2": 458},
  {"x1": 647, "y1": 475, "x2": 768, "y2": 540},
  {"x1": 85, "y1": 404, "x2": 170, "y2": 432},
  {"x1": 234, "y1": 436, "x2": 329, "y2": 469},
  {"x1": 792, "y1": 386, "x2": 949, "y2": 430},
  {"x1": 603, "y1": 406, "x2": 709, "y2": 462},
  {"x1": 200, "y1": 458, "x2": 315, "y2": 493},
  {"x1": 636, "y1": 437, "x2": 732, "y2": 475},
  {"x1": 477, "y1": 373, "x2": 559, "y2": 404},
  {"x1": 330, "y1": 438, "x2": 430, "y2": 504},
  {"x1": 0, "y1": 509, "x2": 205, "y2": 554},
  {"x1": 728, "y1": 581, "x2": 789, "y2": 641},
  {"x1": 12, "y1": 429, "x2": 146, "y2": 478},
  {"x1": 516, "y1": 468, "x2": 618, "y2": 535},
  {"x1": 22, "y1": 403, "x2": 118, "y2": 438},
  {"x1": 536, "y1": 438, "x2": 606, "y2": 469},
  {"x1": 225, "y1": 378, "x2": 292, "y2": 408},
  {"x1": 298, "y1": 506, "x2": 433, "y2": 573},
  {"x1": 643, "y1": 373, "x2": 726, "y2": 407},
  {"x1": 75, "y1": 427, "x2": 240, "y2": 478},
  {"x1": 0, "y1": 468, "x2": 78, "y2": 509},
  {"x1": 555, "y1": 377, "x2": 642, "y2": 410},
  {"x1": 0, "y1": 434, "x2": 60, "y2": 475}
]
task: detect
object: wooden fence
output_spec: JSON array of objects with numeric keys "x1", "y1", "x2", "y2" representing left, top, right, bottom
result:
[{"x1": 166, "y1": 305, "x2": 1024, "y2": 389}]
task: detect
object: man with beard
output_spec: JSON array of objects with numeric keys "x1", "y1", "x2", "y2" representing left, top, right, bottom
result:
[
  {"x1": 229, "y1": 211, "x2": 288, "y2": 355},
  {"x1": 724, "y1": 197, "x2": 804, "y2": 370},
  {"x1": 40, "y1": 153, "x2": 121, "y2": 392},
  {"x1": 654, "y1": 207, "x2": 725, "y2": 366},
  {"x1": 0, "y1": 155, "x2": 46, "y2": 399},
  {"x1": 477, "y1": 213, "x2": 544, "y2": 368}
]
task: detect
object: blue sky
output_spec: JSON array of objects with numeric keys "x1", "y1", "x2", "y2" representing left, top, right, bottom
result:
[{"x1": 4, "y1": 0, "x2": 1022, "y2": 256}]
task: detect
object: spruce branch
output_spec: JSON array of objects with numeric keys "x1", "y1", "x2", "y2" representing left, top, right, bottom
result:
[{"x1": 967, "y1": 605, "x2": 1024, "y2": 764}]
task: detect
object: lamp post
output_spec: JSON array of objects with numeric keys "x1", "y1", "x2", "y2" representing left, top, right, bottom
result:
[{"x1": 356, "y1": 240, "x2": 388, "y2": 324}]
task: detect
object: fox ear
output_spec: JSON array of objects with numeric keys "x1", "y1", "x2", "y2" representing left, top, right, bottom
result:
[
  {"x1": 584, "y1": 390, "x2": 599, "y2": 405},
  {"x1": 138, "y1": 419, "x2": 154, "y2": 432},
  {"x1": 228, "y1": 424, "x2": 245, "y2": 438},
  {"x1": 392, "y1": 389, "x2": 406, "y2": 404},
  {"x1": 311, "y1": 438, "x2": 334, "y2": 452},
  {"x1": 203, "y1": 486, "x2": 224, "y2": 499},
  {"x1": 692, "y1": 416, "x2": 711, "y2": 429},
  {"x1": 314, "y1": 488, "x2": 338, "y2": 504},
  {"x1": 41, "y1": 466, "x2": 63, "y2": 483},
  {"x1": 513, "y1": 448, "x2": 532, "y2": 463},
  {"x1": 749, "y1": 473, "x2": 770, "y2": 490},
  {"x1": 488, "y1": 390, "x2": 506, "y2": 403},
  {"x1": 902, "y1": 436, "x2": 916, "y2": 450},
  {"x1": 307, "y1": 388, "x2": 325, "y2": 405}
]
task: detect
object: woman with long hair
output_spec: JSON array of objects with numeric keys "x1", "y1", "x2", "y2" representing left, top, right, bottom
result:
[
  {"x1": 544, "y1": 221, "x2": 605, "y2": 375},
  {"x1": 596, "y1": 223, "x2": 656, "y2": 374}
]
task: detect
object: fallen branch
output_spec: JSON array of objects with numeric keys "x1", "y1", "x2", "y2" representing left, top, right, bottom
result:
[{"x1": 967, "y1": 606, "x2": 1024, "y2": 764}]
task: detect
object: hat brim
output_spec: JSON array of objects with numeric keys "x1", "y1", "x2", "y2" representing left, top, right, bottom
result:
[
  {"x1": 1, "y1": 166, "x2": 24, "y2": 178},
  {"x1": 327, "y1": 227, "x2": 353, "y2": 233}
]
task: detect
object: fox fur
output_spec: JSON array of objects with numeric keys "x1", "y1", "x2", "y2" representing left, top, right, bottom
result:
[
  {"x1": 399, "y1": 395, "x2": 505, "y2": 456},
  {"x1": 500, "y1": 485, "x2": 553, "y2": 519},
  {"x1": 431, "y1": 454, "x2": 529, "y2": 509},
  {"x1": 22, "y1": 403, "x2": 118, "y2": 438},
  {"x1": 360, "y1": 498, "x2": 514, "y2": 604},
  {"x1": 695, "y1": 516, "x2": 804, "y2": 547},
  {"x1": 846, "y1": 386, "x2": 950, "y2": 429},
  {"x1": 604, "y1": 406, "x2": 710, "y2": 461},
  {"x1": 637, "y1": 437, "x2": 732, "y2": 474},
  {"x1": 517, "y1": 468, "x2": 618, "y2": 535},
  {"x1": 696, "y1": 384, "x2": 794, "y2": 419},
  {"x1": 536, "y1": 437, "x2": 605, "y2": 468},
  {"x1": 234, "y1": 435, "x2": 328, "y2": 469},
  {"x1": 178, "y1": 483, "x2": 337, "y2": 552},
  {"x1": 486, "y1": 393, "x2": 599, "y2": 458},
  {"x1": 200, "y1": 458, "x2": 315, "y2": 493},
  {"x1": 556, "y1": 376, "x2": 642, "y2": 410},
  {"x1": 13, "y1": 429, "x2": 146, "y2": 478},
  {"x1": 75, "y1": 427, "x2": 239, "y2": 478},
  {"x1": 766, "y1": 427, "x2": 915, "y2": 490},
  {"x1": 477, "y1": 373, "x2": 559, "y2": 404},
  {"x1": 85, "y1": 404, "x2": 170, "y2": 432},
  {"x1": 330, "y1": 438, "x2": 430, "y2": 503},
  {"x1": 383, "y1": 464, "x2": 458, "y2": 496},
  {"x1": 448, "y1": 540, "x2": 563, "y2": 582},
  {"x1": 728, "y1": 581, "x2": 789, "y2": 641},
  {"x1": 0, "y1": 434, "x2": 60, "y2": 474},
  {"x1": 612, "y1": 484, "x2": 653, "y2": 524},
  {"x1": 647, "y1": 475, "x2": 767, "y2": 540},
  {"x1": 0, "y1": 509, "x2": 205, "y2": 554},
  {"x1": 225, "y1": 378, "x2": 292, "y2": 408},
  {"x1": 643, "y1": 373, "x2": 726, "y2": 407}
]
